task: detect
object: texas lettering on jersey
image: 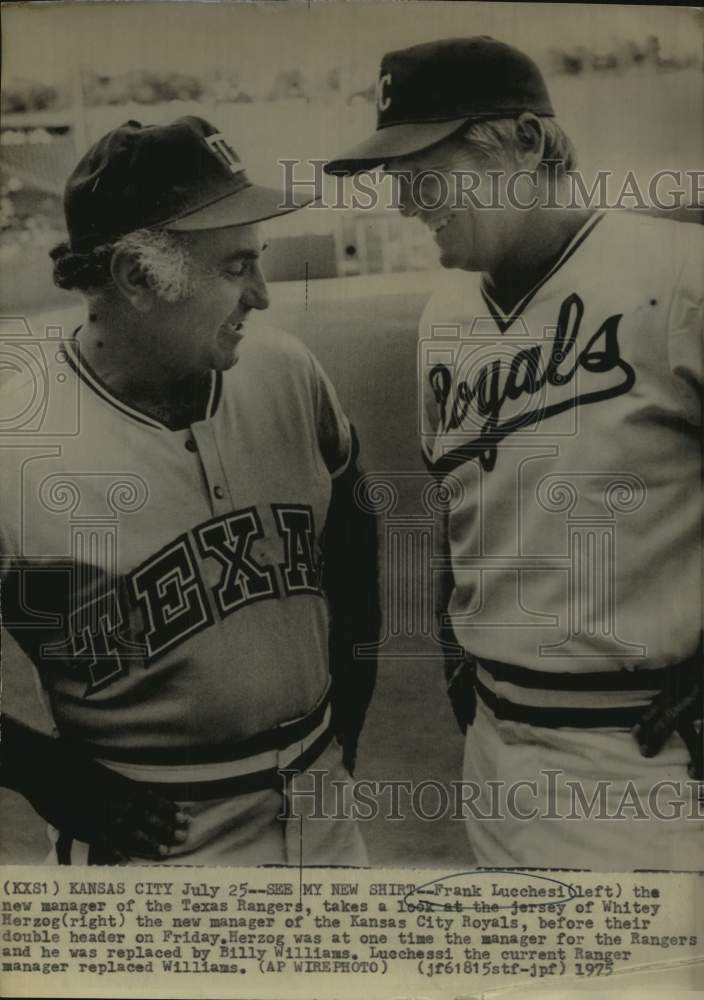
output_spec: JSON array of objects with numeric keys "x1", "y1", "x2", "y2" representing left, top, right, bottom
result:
[
  {"x1": 427, "y1": 292, "x2": 636, "y2": 474},
  {"x1": 6, "y1": 502, "x2": 320, "y2": 697}
]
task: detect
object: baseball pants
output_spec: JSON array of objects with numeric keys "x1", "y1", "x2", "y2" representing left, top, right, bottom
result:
[{"x1": 463, "y1": 674, "x2": 702, "y2": 870}]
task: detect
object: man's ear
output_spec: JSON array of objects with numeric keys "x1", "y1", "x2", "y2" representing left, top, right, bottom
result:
[
  {"x1": 514, "y1": 112, "x2": 546, "y2": 170},
  {"x1": 110, "y1": 247, "x2": 155, "y2": 313}
]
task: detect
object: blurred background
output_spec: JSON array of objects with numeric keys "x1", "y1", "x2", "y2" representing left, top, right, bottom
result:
[
  {"x1": 1, "y1": 2, "x2": 702, "y2": 868},
  {"x1": 1, "y1": 2, "x2": 702, "y2": 313}
]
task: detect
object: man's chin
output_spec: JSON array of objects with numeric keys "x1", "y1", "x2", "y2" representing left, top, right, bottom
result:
[
  {"x1": 214, "y1": 336, "x2": 245, "y2": 370},
  {"x1": 438, "y1": 246, "x2": 482, "y2": 272},
  {"x1": 438, "y1": 249, "x2": 465, "y2": 270},
  {"x1": 213, "y1": 350, "x2": 240, "y2": 372}
]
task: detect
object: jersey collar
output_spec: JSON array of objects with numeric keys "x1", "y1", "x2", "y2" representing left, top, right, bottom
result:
[
  {"x1": 480, "y1": 211, "x2": 605, "y2": 333},
  {"x1": 64, "y1": 330, "x2": 222, "y2": 430}
]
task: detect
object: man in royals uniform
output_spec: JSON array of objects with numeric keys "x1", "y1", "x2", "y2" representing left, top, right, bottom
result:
[
  {"x1": 327, "y1": 38, "x2": 702, "y2": 868},
  {"x1": 0, "y1": 117, "x2": 379, "y2": 865}
]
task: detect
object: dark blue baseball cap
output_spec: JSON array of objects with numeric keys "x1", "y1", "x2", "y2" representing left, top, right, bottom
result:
[
  {"x1": 325, "y1": 36, "x2": 555, "y2": 175},
  {"x1": 65, "y1": 116, "x2": 314, "y2": 252}
]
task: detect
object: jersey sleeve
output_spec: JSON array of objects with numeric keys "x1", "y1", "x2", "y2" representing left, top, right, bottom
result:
[
  {"x1": 310, "y1": 353, "x2": 353, "y2": 478},
  {"x1": 667, "y1": 228, "x2": 704, "y2": 426}
]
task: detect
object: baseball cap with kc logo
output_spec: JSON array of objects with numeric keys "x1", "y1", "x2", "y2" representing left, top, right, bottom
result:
[
  {"x1": 325, "y1": 36, "x2": 555, "y2": 175},
  {"x1": 65, "y1": 116, "x2": 314, "y2": 252}
]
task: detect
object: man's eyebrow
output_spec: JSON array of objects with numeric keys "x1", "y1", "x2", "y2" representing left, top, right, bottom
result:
[{"x1": 222, "y1": 243, "x2": 268, "y2": 262}]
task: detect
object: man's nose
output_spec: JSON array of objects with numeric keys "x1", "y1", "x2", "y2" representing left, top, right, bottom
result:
[{"x1": 243, "y1": 265, "x2": 270, "y2": 311}]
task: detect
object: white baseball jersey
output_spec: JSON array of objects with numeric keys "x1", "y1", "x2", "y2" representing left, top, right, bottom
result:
[
  {"x1": 0, "y1": 325, "x2": 350, "y2": 761},
  {"x1": 419, "y1": 211, "x2": 703, "y2": 675}
]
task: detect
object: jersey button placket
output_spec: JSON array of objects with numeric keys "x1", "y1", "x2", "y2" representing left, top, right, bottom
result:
[{"x1": 190, "y1": 423, "x2": 232, "y2": 513}]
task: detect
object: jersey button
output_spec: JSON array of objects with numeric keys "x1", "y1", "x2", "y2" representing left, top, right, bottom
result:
[
  {"x1": 213, "y1": 485, "x2": 225, "y2": 500},
  {"x1": 185, "y1": 438, "x2": 197, "y2": 452}
]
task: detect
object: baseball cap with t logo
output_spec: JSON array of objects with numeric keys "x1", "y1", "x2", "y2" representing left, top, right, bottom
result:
[
  {"x1": 325, "y1": 36, "x2": 555, "y2": 175},
  {"x1": 65, "y1": 116, "x2": 314, "y2": 252}
]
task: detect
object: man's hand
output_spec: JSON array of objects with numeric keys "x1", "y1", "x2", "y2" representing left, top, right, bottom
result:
[
  {"x1": 632, "y1": 657, "x2": 702, "y2": 780},
  {"x1": 39, "y1": 764, "x2": 192, "y2": 863},
  {"x1": 1, "y1": 716, "x2": 190, "y2": 862}
]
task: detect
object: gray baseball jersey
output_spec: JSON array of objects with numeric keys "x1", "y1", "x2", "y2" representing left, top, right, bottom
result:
[{"x1": 1, "y1": 325, "x2": 351, "y2": 770}]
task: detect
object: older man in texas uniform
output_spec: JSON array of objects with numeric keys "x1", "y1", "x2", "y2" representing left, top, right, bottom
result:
[{"x1": 0, "y1": 116, "x2": 379, "y2": 865}]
